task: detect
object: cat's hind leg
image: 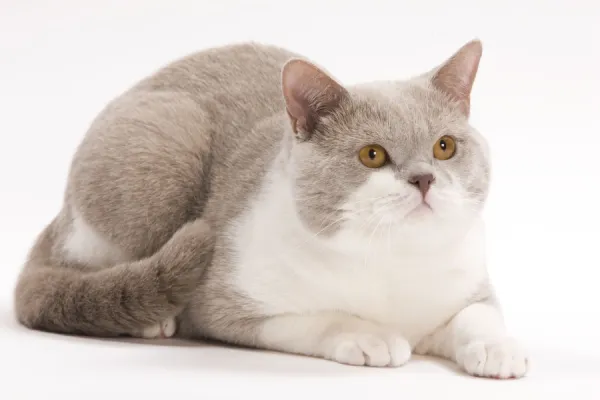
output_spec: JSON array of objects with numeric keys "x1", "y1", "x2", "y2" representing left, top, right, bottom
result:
[
  {"x1": 14, "y1": 217, "x2": 214, "y2": 338},
  {"x1": 14, "y1": 91, "x2": 216, "y2": 338}
]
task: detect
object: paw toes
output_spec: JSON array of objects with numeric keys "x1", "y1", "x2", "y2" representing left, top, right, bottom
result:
[
  {"x1": 137, "y1": 317, "x2": 176, "y2": 339},
  {"x1": 388, "y1": 336, "x2": 412, "y2": 366},
  {"x1": 356, "y1": 335, "x2": 390, "y2": 366},
  {"x1": 459, "y1": 338, "x2": 528, "y2": 379},
  {"x1": 160, "y1": 318, "x2": 176, "y2": 338},
  {"x1": 139, "y1": 324, "x2": 161, "y2": 339},
  {"x1": 333, "y1": 340, "x2": 366, "y2": 366},
  {"x1": 460, "y1": 341, "x2": 487, "y2": 376},
  {"x1": 329, "y1": 332, "x2": 411, "y2": 368}
]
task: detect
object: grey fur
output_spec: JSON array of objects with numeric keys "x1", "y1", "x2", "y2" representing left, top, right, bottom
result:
[
  {"x1": 14, "y1": 41, "x2": 490, "y2": 346},
  {"x1": 15, "y1": 217, "x2": 214, "y2": 335},
  {"x1": 15, "y1": 43, "x2": 296, "y2": 336}
]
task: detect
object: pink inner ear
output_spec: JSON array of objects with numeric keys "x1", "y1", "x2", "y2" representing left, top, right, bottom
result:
[
  {"x1": 282, "y1": 59, "x2": 347, "y2": 135},
  {"x1": 432, "y1": 40, "x2": 483, "y2": 116}
]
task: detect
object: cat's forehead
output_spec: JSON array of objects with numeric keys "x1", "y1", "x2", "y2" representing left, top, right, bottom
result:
[{"x1": 338, "y1": 82, "x2": 467, "y2": 144}]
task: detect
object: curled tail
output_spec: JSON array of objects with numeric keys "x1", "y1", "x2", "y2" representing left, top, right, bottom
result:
[{"x1": 14, "y1": 218, "x2": 214, "y2": 337}]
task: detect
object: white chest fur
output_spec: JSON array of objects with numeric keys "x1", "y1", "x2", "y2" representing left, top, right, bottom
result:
[{"x1": 229, "y1": 171, "x2": 488, "y2": 345}]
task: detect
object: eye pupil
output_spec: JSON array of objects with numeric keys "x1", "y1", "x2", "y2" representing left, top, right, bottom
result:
[
  {"x1": 368, "y1": 148, "x2": 377, "y2": 159},
  {"x1": 440, "y1": 140, "x2": 446, "y2": 151}
]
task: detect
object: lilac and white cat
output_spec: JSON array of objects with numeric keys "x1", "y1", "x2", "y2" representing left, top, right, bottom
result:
[{"x1": 15, "y1": 40, "x2": 528, "y2": 379}]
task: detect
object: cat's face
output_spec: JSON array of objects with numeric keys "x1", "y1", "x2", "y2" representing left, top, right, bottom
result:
[{"x1": 283, "y1": 40, "x2": 489, "y2": 246}]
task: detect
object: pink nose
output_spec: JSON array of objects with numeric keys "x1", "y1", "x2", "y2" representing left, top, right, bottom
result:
[{"x1": 408, "y1": 173, "x2": 435, "y2": 197}]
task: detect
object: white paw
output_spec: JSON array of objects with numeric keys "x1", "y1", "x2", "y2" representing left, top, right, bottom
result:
[
  {"x1": 326, "y1": 331, "x2": 411, "y2": 367},
  {"x1": 136, "y1": 317, "x2": 177, "y2": 339},
  {"x1": 457, "y1": 337, "x2": 529, "y2": 379}
]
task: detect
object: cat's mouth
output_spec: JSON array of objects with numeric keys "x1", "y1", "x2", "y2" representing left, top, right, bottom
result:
[{"x1": 407, "y1": 201, "x2": 433, "y2": 217}]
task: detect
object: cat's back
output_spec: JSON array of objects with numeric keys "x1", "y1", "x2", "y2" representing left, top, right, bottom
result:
[
  {"x1": 65, "y1": 43, "x2": 298, "y2": 258},
  {"x1": 131, "y1": 42, "x2": 298, "y2": 129}
]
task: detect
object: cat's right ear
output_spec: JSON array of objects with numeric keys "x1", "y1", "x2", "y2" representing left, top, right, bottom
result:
[{"x1": 282, "y1": 59, "x2": 348, "y2": 140}]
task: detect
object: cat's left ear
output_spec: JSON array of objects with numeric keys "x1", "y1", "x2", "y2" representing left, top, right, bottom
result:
[
  {"x1": 431, "y1": 39, "x2": 483, "y2": 117},
  {"x1": 282, "y1": 59, "x2": 348, "y2": 140}
]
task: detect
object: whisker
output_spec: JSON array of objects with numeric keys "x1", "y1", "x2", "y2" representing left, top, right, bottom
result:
[
  {"x1": 364, "y1": 213, "x2": 386, "y2": 269},
  {"x1": 313, "y1": 213, "x2": 347, "y2": 237},
  {"x1": 387, "y1": 218, "x2": 393, "y2": 256},
  {"x1": 342, "y1": 194, "x2": 406, "y2": 209}
]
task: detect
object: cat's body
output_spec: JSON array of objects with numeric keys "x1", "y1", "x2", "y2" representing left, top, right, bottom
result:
[{"x1": 15, "y1": 42, "x2": 528, "y2": 378}]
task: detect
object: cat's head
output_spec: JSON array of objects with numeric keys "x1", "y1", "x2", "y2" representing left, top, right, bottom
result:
[{"x1": 282, "y1": 40, "x2": 490, "y2": 249}]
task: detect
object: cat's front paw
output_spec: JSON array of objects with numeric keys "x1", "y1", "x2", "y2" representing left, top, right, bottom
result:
[
  {"x1": 325, "y1": 331, "x2": 411, "y2": 367},
  {"x1": 456, "y1": 337, "x2": 529, "y2": 379}
]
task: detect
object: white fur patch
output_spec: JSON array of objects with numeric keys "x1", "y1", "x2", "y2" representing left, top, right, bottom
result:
[
  {"x1": 133, "y1": 318, "x2": 177, "y2": 339},
  {"x1": 457, "y1": 337, "x2": 529, "y2": 378},
  {"x1": 63, "y1": 208, "x2": 129, "y2": 268},
  {"x1": 230, "y1": 167, "x2": 487, "y2": 347}
]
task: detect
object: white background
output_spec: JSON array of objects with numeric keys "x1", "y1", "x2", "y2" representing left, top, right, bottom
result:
[{"x1": 1, "y1": 0, "x2": 599, "y2": 398}]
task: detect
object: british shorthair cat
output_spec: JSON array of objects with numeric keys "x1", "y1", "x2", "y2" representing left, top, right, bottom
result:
[{"x1": 14, "y1": 40, "x2": 528, "y2": 379}]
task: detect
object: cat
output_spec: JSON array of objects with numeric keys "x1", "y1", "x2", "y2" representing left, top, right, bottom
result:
[{"x1": 14, "y1": 40, "x2": 528, "y2": 379}]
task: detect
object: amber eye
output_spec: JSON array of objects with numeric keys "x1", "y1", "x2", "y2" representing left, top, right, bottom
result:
[
  {"x1": 433, "y1": 135, "x2": 457, "y2": 160},
  {"x1": 359, "y1": 144, "x2": 388, "y2": 168}
]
